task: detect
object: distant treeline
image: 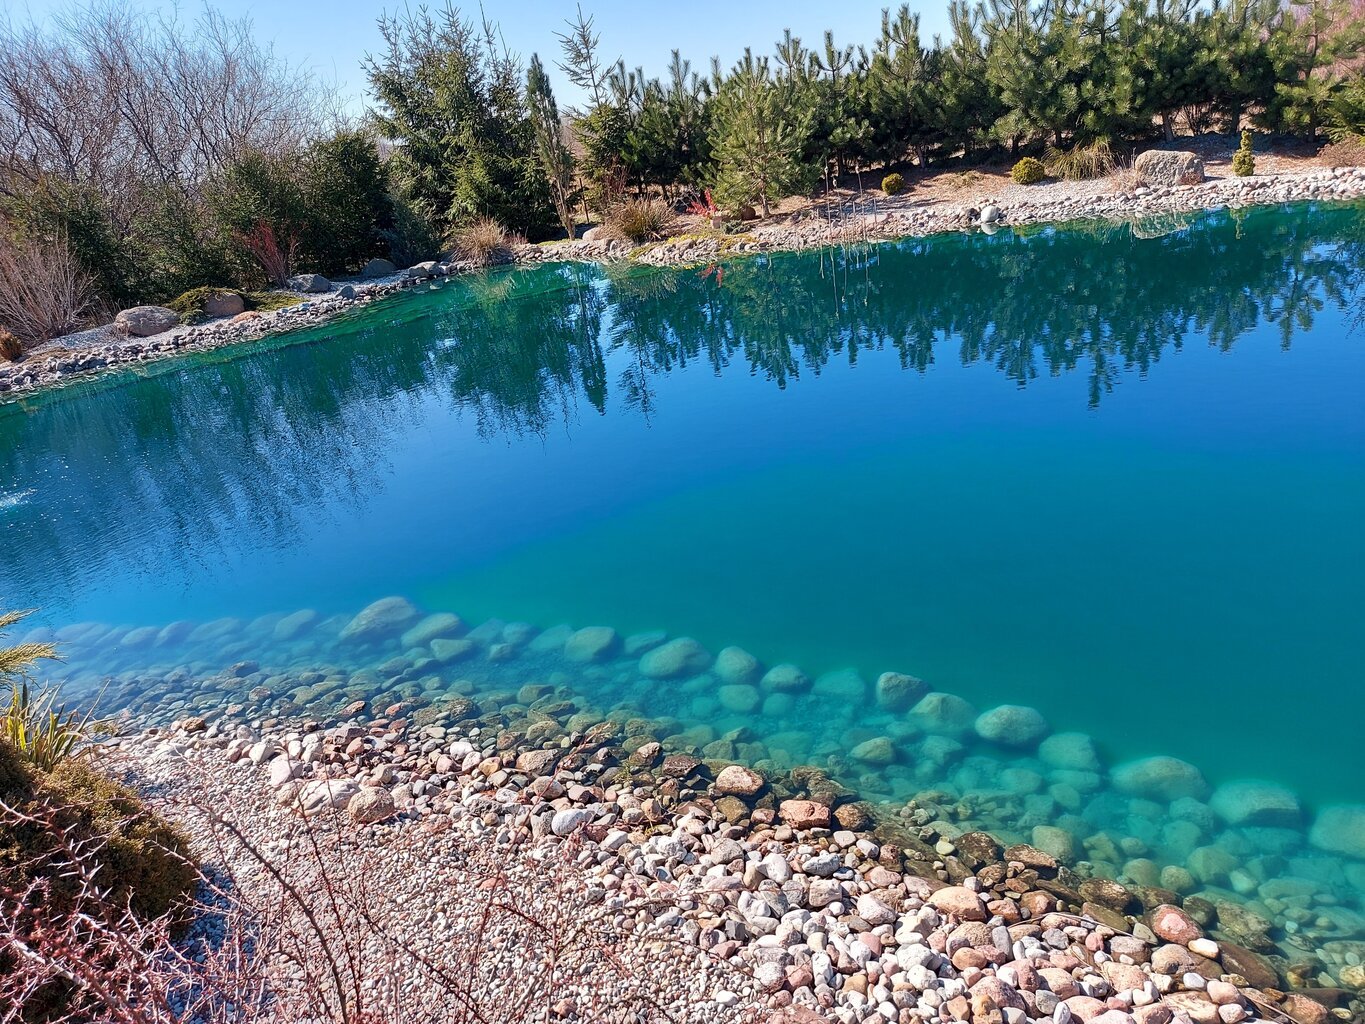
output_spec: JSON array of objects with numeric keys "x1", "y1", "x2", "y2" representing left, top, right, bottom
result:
[{"x1": 0, "y1": 0, "x2": 1362, "y2": 347}]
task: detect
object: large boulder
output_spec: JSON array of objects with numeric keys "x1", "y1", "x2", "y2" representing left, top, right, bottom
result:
[
  {"x1": 563, "y1": 626, "x2": 620, "y2": 663},
  {"x1": 910, "y1": 692, "x2": 977, "y2": 736},
  {"x1": 974, "y1": 704, "x2": 1050, "y2": 748},
  {"x1": 360, "y1": 257, "x2": 398, "y2": 278},
  {"x1": 115, "y1": 305, "x2": 179, "y2": 337},
  {"x1": 1209, "y1": 780, "x2": 1302, "y2": 828},
  {"x1": 339, "y1": 596, "x2": 420, "y2": 643},
  {"x1": 1039, "y1": 732, "x2": 1102, "y2": 772},
  {"x1": 202, "y1": 291, "x2": 246, "y2": 317},
  {"x1": 287, "y1": 273, "x2": 332, "y2": 293},
  {"x1": 713, "y1": 646, "x2": 761, "y2": 686},
  {"x1": 639, "y1": 637, "x2": 712, "y2": 679},
  {"x1": 1112, "y1": 755, "x2": 1209, "y2": 802},
  {"x1": 1134, "y1": 149, "x2": 1205, "y2": 187},
  {"x1": 875, "y1": 671, "x2": 927, "y2": 711},
  {"x1": 1309, "y1": 805, "x2": 1365, "y2": 859}
]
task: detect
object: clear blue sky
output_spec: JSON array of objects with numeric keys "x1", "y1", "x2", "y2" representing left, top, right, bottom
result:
[{"x1": 9, "y1": 0, "x2": 957, "y2": 113}]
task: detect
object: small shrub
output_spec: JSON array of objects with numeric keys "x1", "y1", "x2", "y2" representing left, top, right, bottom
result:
[
  {"x1": 1107, "y1": 158, "x2": 1141, "y2": 194},
  {"x1": 1045, "y1": 140, "x2": 1116, "y2": 181},
  {"x1": 881, "y1": 172, "x2": 906, "y2": 195},
  {"x1": 601, "y1": 197, "x2": 672, "y2": 244},
  {"x1": 1232, "y1": 130, "x2": 1256, "y2": 177},
  {"x1": 943, "y1": 170, "x2": 986, "y2": 190},
  {"x1": 1011, "y1": 157, "x2": 1047, "y2": 185},
  {"x1": 450, "y1": 216, "x2": 518, "y2": 267},
  {"x1": 1321, "y1": 136, "x2": 1365, "y2": 168},
  {"x1": 245, "y1": 291, "x2": 301, "y2": 313},
  {"x1": 0, "y1": 329, "x2": 20, "y2": 363},
  {"x1": 0, "y1": 231, "x2": 95, "y2": 348},
  {"x1": 234, "y1": 219, "x2": 298, "y2": 287}
]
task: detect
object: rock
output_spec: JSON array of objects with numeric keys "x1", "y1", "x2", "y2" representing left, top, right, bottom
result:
[
  {"x1": 812, "y1": 668, "x2": 867, "y2": 700},
  {"x1": 760, "y1": 664, "x2": 811, "y2": 692},
  {"x1": 1039, "y1": 732, "x2": 1102, "y2": 772},
  {"x1": 563, "y1": 626, "x2": 620, "y2": 663},
  {"x1": 360, "y1": 258, "x2": 398, "y2": 278},
  {"x1": 1112, "y1": 756, "x2": 1209, "y2": 802},
  {"x1": 715, "y1": 764, "x2": 765, "y2": 797},
  {"x1": 267, "y1": 755, "x2": 300, "y2": 787},
  {"x1": 347, "y1": 787, "x2": 395, "y2": 824},
  {"x1": 979, "y1": 204, "x2": 1002, "y2": 224},
  {"x1": 909, "y1": 692, "x2": 977, "y2": 735},
  {"x1": 639, "y1": 637, "x2": 712, "y2": 679},
  {"x1": 1279, "y1": 994, "x2": 1329, "y2": 1024},
  {"x1": 430, "y1": 638, "x2": 476, "y2": 663},
  {"x1": 779, "y1": 799, "x2": 831, "y2": 830},
  {"x1": 856, "y1": 893, "x2": 896, "y2": 925},
  {"x1": 1160, "y1": 993, "x2": 1218, "y2": 1024},
  {"x1": 974, "y1": 704, "x2": 1050, "y2": 747},
  {"x1": 1134, "y1": 149, "x2": 1205, "y2": 187},
  {"x1": 401, "y1": 612, "x2": 464, "y2": 648},
  {"x1": 181, "y1": 716, "x2": 208, "y2": 734},
  {"x1": 287, "y1": 273, "x2": 332, "y2": 293},
  {"x1": 337, "y1": 284, "x2": 356, "y2": 300},
  {"x1": 274, "y1": 609, "x2": 319, "y2": 640},
  {"x1": 1209, "y1": 780, "x2": 1301, "y2": 827},
  {"x1": 807, "y1": 878, "x2": 843, "y2": 908},
  {"x1": 713, "y1": 646, "x2": 761, "y2": 685},
  {"x1": 340, "y1": 596, "x2": 420, "y2": 643},
  {"x1": 1030, "y1": 825, "x2": 1076, "y2": 862},
  {"x1": 1149, "y1": 905, "x2": 1202, "y2": 944},
  {"x1": 875, "y1": 671, "x2": 927, "y2": 711},
  {"x1": 1216, "y1": 942, "x2": 1279, "y2": 989},
  {"x1": 296, "y1": 779, "x2": 360, "y2": 816},
  {"x1": 927, "y1": 886, "x2": 988, "y2": 921},
  {"x1": 1309, "y1": 804, "x2": 1365, "y2": 858},
  {"x1": 850, "y1": 736, "x2": 896, "y2": 765},
  {"x1": 717, "y1": 684, "x2": 761, "y2": 713},
  {"x1": 202, "y1": 291, "x2": 245, "y2": 317},
  {"x1": 405, "y1": 261, "x2": 438, "y2": 279},
  {"x1": 515, "y1": 749, "x2": 559, "y2": 774},
  {"x1": 551, "y1": 809, "x2": 591, "y2": 836},
  {"x1": 115, "y1": 305, "x2": 179, "y2": 337}
]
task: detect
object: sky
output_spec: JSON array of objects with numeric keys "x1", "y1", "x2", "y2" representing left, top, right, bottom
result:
[{"x1": 8, "y1": 0, "x2": 958, "y2": 113}]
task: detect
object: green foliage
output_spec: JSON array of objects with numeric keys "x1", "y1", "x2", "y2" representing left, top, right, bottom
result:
[
  {"x1": 1232, "y1": 130, "x2": 1256, "y2": 176},
  {"x1": 0, "y1": 611, "x2": 56, "y2": 686},
  {"x1": 1326, "y1": 72, "x2": 1365, "y2": 143},
  {"x1": 1, "y1": 682, "x2": 96, "y2": 771},
  {"x1": 1011, "y1": 156, "x2": 1047, "y2": 184},
  {"x1": 527, "y1": 54, "x2": 577, "y2": 238},
  {"x1": 380, "y1": 190, "x2": 444, "y2": 268},
  {"x1": 299, "y1": 131, "x2": 391, "y2": 275},
  {"x1": 881, "y1": 172, "x2": 906, "y2": 195},
  {"x1": 1262, "y1": 0, "x2": 1365, "y2": 138},
  {"x1": 1045, "y1": 140, "x2": 1117, "y2": 181},
  {"x1": 710, "y1": 50, "x2": 816, "y2": 217}
]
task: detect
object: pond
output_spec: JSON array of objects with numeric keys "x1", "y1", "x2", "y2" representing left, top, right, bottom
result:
[{"x1": 2, "y1": 201, "x2": 1364, "y2": 974}]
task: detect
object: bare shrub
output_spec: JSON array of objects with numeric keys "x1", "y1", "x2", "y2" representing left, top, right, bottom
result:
[
  {"x1": 233, "y1": 220, "x2": 297, "y2": 288},
  {"x1": 1107, "y1": 156, "x2": 1141, "y2": 194},
  {"x1": 1045, "y1": 140, "x2": 1117, "y2": 181},
  {"x1": 0, "y1": 330, "x2": 20, "y2": 362},
  {"x1": 1321, "y1": 136, "x2": 1365, "y2": 167},
  {"x1": 601, "y1": 198, "x2": 673, "y2": 244},
  {"x1": 941, "y1": 170, "x2": 985, "y2": 190},
  {"x1": 0, "y1": 230, "x2": 94, "y2": 348},
  {"x1": 450, "y1": 216, "x2": 519, "y2": 267}
]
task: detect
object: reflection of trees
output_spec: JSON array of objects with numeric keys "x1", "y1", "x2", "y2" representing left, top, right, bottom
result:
[{"x1": 1, "y1": 203, "x2": 1360, "y2": 613}]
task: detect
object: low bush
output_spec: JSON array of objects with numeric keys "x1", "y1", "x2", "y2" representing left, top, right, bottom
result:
[
  {"x1": 450, "y1": 216, "x2": 519, "y2": 267},
  {"x1": 601, "y1": 197, "x2": 672, "y2": 243},
  {"x1": 0, "y1": 231, "x2": 95, "y2": 349},
  {"x1": 0, "y1": 329, "x2": 20, "y2": 363},
  {"x1": 1232, "y1": 130, "x2": 1255, "y2": 177},
  {"x1": 881, "y1": 172, "x2": 906, "y2": 195},
  {"x1": 1044, "y1": 140, "x2": 1116, "y2": 181},
  {"x1": 1011, "y1": 157, "x2": 1047, "y2": 185}
]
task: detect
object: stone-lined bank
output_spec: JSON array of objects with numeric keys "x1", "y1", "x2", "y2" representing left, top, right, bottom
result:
[{"x1": 2, "y1": 166, "x2": 1362, "y2": 400}]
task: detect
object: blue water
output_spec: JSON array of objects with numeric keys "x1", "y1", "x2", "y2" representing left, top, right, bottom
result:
[{"x1": 3, "y1": 204, "x2": 1365, "y2": 965}]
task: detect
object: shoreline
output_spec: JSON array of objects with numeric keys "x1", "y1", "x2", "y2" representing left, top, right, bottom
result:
[{"x1": 2, "y1": 165, "x2": 1362, "y2": 402}]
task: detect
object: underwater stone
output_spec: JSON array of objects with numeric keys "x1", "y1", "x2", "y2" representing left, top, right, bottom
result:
[
  {"x1": 274, "y1": 609, "x2": 319, "y2": 641},
  {"x1": 1111, "y1": 756, "x2": 1210, "y2": 802},
  {"x1": 1039, "y1": 732, "x2": 1102, "y2": 772},
  {"x1": 430, "y1": 638, "x2": 476, "y2": 663},
  {"x1": 760, "y1": 664, "x2": 811, "y2": 692},
  {"x1": 974, "y1": 704, "x2": 1050, "y2": 748},
  {"x1": 563, "y1": 626, "x2": 620, "y2": 663},
  {"x1": 850, "y1": 736, "x2": 896, "y2": 765},
  {"x1": 874, "y1": 671, "x2": 928, "y2": 711},
  {"x1": 639, "y1": 637, "x2": 712, "y2": 679},
  {"x1": 400, "y1": 613, "x2": 464, "y2": 649},
  {"x1": 713, "y1": 646, "x2": 761, "y2": 686},
  {"x1": 1309, "y1": 804, "x2": 1365, "y2": 859},
  {"x1": 528, "y1": 624, "x2": 575, "y2": 652},
  {"x1": 623, "y1": 630, "x2": 667, "y2": 657},
  {"x1": 1031, "y1": 824, "x2": 1077, "y2": 862},
  {"x1": 339, "y1": 597, "x2": 419, "y2": 643},
  {"x1": 1208, "y1": 780, "x2": 1302, "y2": 828},
  {"x1": 717, "y1": 684, "x2": 761, "y2": 713},
  {"x1": 813, "y1": 668, "x2": 868, "y2": 701},
  {"x1": 910, "y1": 692, "x2": 977, "y2": 736}
]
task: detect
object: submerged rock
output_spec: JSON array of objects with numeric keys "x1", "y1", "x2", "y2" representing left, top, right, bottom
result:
[
  {"x1": 1309, "y1": 804, "x2": 1365, "y2": 859},
  {"x1": 974, "y1": 704, "x2": 1050, "y2": 748},
  {"x1": 813, "y1": 668, "x2": 867, "y2": 701},
  {"x1": 713, "y1": 646, "x2": 761, "y2": 686},
  {"x1": 715, "y1": 764, "x2": 765, "y2": 796},
  {"x1": 760, "y1": 663, "x2": 811, "y2": 692},
  {"x1": 875, "y1": 671, "x2": 927, "y2": 711},
  {"x1": 1111, "y1": 755, "x2": 1209, "y2": 802},
  {"x1": 639, "y1": 637, "x2": 712, "y2": 679},
  {"x1": 1039, "y1": 731, "x2": 1102, "y2": 772},
  {"x1": 717, "y1": 684, "x2": 761, "y2": 713},
  {"x1": 400, "y1": 612, "x2": 464, "y2": 649},
  {"x1": 1209, "y1": 779, "x2": 1302, "y2": 828},
  {"x1": 910, "y1": 692, "x2": 977, "y2": 736},
  {"x1": 563, "y1": 625, "x2": 620, "y2": 663},
  {"x1": 274, "y1": 609, "x2": 319, "y2": 641},
  {"x1": 850, "y1": 736, "x2": 896, "y2": 765}
]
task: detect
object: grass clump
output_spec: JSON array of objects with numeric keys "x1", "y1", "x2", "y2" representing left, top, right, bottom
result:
[
  {"x1": 1044, "y1": 140, "x2": 1116, "y2": 181},
  {"x1": 1011, "y1": 156, "x2": 1047, "y2": 185},
  {"x1": 881, "y1": 172, "x2": 906, "y2": 195},
  {"x1": 0, "y1": 328, "x2": 20, "y2": 362},
  {"x1": 602, "y1": 198, "x2": 672, "y2": 244},
  {"x1": 1232, "y1": 130, "x2": 1255, "y2": 177},
  {"x1": 450, "y1": 216, "x2": 519, "y2": 267}
]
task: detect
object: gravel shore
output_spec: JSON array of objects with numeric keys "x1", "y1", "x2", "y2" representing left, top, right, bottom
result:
[
  {"x1": 102, "y1": 694, "x2": 1359, "y2": 1024},
  {"x1": 2, "y1": 164, "x2": 1362, "y2": 400}
]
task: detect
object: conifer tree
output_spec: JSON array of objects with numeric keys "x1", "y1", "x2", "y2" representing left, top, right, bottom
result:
[{"x1": 527, "y1": 54, "x2": 576, "y2": 238}]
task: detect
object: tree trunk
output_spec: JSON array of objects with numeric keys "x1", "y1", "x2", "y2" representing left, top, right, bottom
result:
[{"x1": 1161, "y1": 111, "x2": 1174, "y2": 142}]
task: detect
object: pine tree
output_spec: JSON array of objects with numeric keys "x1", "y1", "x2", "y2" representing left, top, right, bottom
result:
[
  {"x1": 527, "y1": 55, "x2": 576, "y2": 238},
  {"x1": 1264, "y1": 0, "x2": 1365, "y2": 138}
]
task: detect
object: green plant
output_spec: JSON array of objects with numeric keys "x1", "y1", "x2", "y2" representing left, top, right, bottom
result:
[
  {"x1": 1044, "y1": 140, "x2": 1116, "y2": 181},
  {"x1": 881, "y1": 172, "x2": 906, "y2": 195},
  {"x1": 1, "y1": 682, "x2": 99, "y2": 771},
  {"x1": 451, "y1": 216, "x2": 516, "y2": 267},
  {"x1": 1011, "y1": 157, "x2": 1047, "y2": 185},
  {"x1": 1232, "y1": 130, "x2": 1256, "y2": 176},
  {"x1": 602, "y1": 198, "x2": 673, "y2": 244}
]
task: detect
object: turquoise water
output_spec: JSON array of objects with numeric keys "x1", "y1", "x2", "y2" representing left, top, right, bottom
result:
[{"x1": 3, "y1": 204, "x2": 1365, "y2": 964}]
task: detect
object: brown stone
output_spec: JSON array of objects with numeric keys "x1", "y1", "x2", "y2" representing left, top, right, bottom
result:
[
  {"x1": 1149, "y1": 904, "x2": 1202, "y2": 944},
  {"x1": 779, "y1": 799, "x2": 831, "y2": 830},
  {"x1": 1062, "y1": 995, "x2": 1108, "y2": 1021},
  {"x1": 1101, "y1": 962, "x2": 1148, "y2": 994},
  {"x1": 1150, "y1": 943, "x2": 1220, "y2": 980},
  {"x1": 1038, "y1": 968, "x2": 1079, "y2": 999},
  {"x1": 970, "y1": 977, "x2": 1026, "y2": 1011},
  {"x1": 1005, "y1": 844, "x2": 1058, "y2": 871},
  {"x1": 1218, "y1": 941, "x2": 1280, "y2": 990},
  {"x1": 1079, "y1": 877, "x2": 1135, "y2": 912},
  {"x1": 1132, "y1": 1006, "x2": 1173, "y2": 1024},
  {"x1": 833, "y1": 802, "x2": 873, "y2": 830},
  {"x1": 1280, "y1": 994, "x2": 1330, "y2": 1024},
  {"x1": 928, "y1": 886, "x2": 988, "y2": 921},
  {"x1": 1162, "y1": 992, "x2": 1219, "y2": 1024},
  {"x1": 715, "y1": 764, "x2": 765, "y2": 796}
]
